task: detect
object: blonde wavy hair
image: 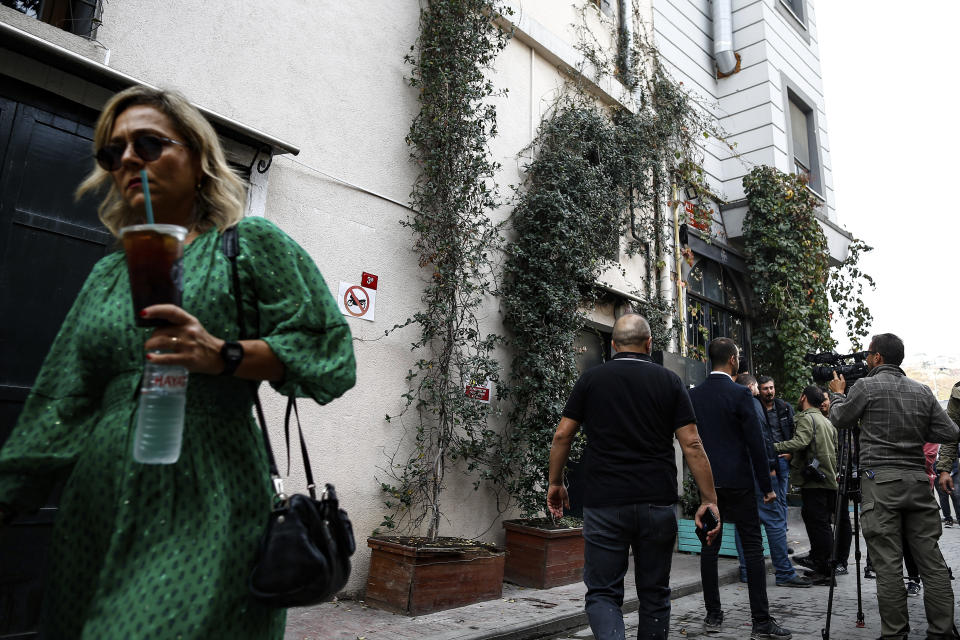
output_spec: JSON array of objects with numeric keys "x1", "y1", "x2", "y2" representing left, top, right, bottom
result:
[{"x1": 77, "y1": 86, "x2": 247, "y2": 236}]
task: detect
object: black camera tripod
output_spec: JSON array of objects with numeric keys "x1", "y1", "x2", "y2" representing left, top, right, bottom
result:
[{"x1": 822, "y1": 425, "x2": 865, "y2": 639}]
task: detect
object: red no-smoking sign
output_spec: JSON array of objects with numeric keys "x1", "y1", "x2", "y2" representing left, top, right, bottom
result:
[{"x1": 337, "y1": 281, "x2": 376, "y2": 322}]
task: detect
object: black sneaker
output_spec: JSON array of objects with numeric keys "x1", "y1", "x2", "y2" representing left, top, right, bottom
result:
[
  {"x1": 944, "y1": 517, "x2": 954, "y2": 528},
  {"x1": 704, "y1": 610, "x2": 723, "y2": 633},
  {"x1": 864, "y1": 566, "x2": 876, "y2": 579},
  {"x1": 751, "y1": 616, "x2": 793, "y2": 639},
  {"x1": 776, "y1": 575, "x2": 812, "y2": 588},
  {"x1": 906, "y1": 580, "x2": 921, "y2": 597},
  {"x1": 808, "y1": 572, "x2": 836, "y2": 587},
  {"x1": 793, "y1": 555, "x2": 816, "y2": 570},
  {"x1": 834, "y1": 565, "x2": 848, "y2": 576}
]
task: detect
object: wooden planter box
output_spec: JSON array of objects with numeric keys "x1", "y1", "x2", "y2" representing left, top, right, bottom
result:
[
  {"x1": 365, "y1": 537, "x2": 505, "y2": 615},
  {"x1": 677, "y1": 519, "x2": 770, "y2": 557},
  {"x1": 503, "y1": 519, "x2": 584, "y2": 589}
]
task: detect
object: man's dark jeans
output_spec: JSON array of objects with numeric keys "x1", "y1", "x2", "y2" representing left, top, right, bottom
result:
[
  {"x1": 582, "y1": 502, "x2": 677, "y2": 639},
  {"x1": 700, "y1": 487, "x2": 770, "y2": 623},
  {"x1": 801, "y1": 487, "x2": 836, "y2": 574}
]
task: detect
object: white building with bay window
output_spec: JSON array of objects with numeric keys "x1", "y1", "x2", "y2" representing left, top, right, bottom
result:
[{"x1": 0, "y1": 0, "x2": 850, "y2": 621}]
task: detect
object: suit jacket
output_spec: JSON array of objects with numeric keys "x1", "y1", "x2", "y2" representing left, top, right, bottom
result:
[
  {"x1": 689, "y1": 373, "x2": 773, "y2": 493},
  {"x1": 753, "y1": 396, "x2": 778, "y2": 470}
]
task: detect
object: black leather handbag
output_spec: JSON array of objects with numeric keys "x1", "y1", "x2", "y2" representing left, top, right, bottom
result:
[
  {"x1": 222, "y1": 227, "x2": 355, "y2": 608},
  {"x1": 247, "y1": 399, "x2": 356, "y2": 607}
]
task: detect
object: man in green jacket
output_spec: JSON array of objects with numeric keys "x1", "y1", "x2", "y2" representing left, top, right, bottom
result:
[
  {"x1": 935, "y1": 380, "x2": 960, "y2": 485},
  {"x1": 774, "y1": 385, "x2": 837, "y2": 585}
]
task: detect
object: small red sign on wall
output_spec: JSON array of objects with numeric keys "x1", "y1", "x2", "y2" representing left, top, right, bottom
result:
[
  {"x1": 685, "y1": 201, "x2": 711, "y2": 232},
  {"x1": 361, "y1": 272, "x2": 379, "y2": 290},
  {"x1": 465, "y1": 383, "x2": 491, "y2": 403}
]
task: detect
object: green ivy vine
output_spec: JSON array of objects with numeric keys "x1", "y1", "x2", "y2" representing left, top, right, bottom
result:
[
  {"x1": 498, "y1": 19, "x2": 732, "y2": 517},
  {"x1": 378, "y1": 0, "x2": 511, "y2": 540},
  {"x1": 743, "y1": 167, "x2": 837, "y2": 401},
  {"x1": 829, "y1": 238, "x2": 875, "y2": 350}
]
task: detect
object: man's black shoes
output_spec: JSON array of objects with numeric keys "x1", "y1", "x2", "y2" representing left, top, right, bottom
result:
[
  {"x1": 703, "y1": 610, "x2": 723, "y2": 633},
  {"x1": 775, "y1": 575, "x2": 812, "y2": 588},
  {"x1": 751, "y1": 616, "x2": 793, "y2": 639}
]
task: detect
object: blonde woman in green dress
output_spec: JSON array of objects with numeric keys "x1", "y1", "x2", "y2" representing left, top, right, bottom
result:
[{"x1": 0, "y1": 87, "x2": 356, "y2": 638}]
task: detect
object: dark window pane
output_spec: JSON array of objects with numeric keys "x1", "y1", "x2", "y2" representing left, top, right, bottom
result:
[
  {"x1": 688, "y1": 263, "x2": 704, "y2": 296},
  {"x1": 2, "y1": 0, "x2": 101, "y2": 38},
  {"x1": 723, "y1": 276, "x2": 741, "y2": 310},
  {"x1": 575, "y1": 329, "x2": 607, "y2": 373},
  {"x1": 703, "y1": 261, "x2": 723, "y2": 303},
  {"x1": 790, "y1": 98, "x2": 810, "y2": 169},
  {"x1": 1, "y1": 0, "x2": 40, "y2": 17},
  {"x1": 710, "y1": 307, "x2": 722, "y2": 341},
  {"x1": 687, "y1": 299, "x2": 706, "y2": 361}
]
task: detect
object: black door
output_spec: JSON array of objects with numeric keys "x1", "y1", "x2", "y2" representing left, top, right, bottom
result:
[{"x1": 0, "y1": 79, "x2": 109, "y2": 639}]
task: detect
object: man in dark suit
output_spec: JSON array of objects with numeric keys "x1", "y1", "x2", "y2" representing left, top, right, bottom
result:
[{"x1": 690, "y1": 338, "x2": 792, "y2": 639}]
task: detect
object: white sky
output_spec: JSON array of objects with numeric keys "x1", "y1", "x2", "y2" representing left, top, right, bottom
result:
[{"x1": 816, "y1": 3, "x2": 960, "y2": 362}]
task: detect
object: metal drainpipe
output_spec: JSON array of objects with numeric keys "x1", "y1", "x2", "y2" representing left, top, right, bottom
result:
[
  {"x1": 672, "y1": 184, "x2": 688, "y2": 357},
  {"x1": 712, "y1": 0, "x2": 737, "y2": 75}
]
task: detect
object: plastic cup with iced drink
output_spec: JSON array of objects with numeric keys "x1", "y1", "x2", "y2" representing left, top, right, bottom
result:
[{"x1": 120, "y1": 224, "x2": 187, "y2": 326}]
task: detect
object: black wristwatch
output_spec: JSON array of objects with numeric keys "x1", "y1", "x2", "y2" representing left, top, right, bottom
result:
[{"x1": 219, "y1": 340, "x2": 244, "y2": 376}]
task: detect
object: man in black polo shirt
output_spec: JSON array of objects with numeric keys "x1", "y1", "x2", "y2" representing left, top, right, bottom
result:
[{"x1": 548, "y1": 314, "x2": 720, "y2": 640}]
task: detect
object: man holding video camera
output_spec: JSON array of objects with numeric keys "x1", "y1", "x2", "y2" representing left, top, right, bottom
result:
[
  {"x1": 829, "y1": 333, "x2": 957, "y2": 640},
  {"x1": 774, "y1": 385, "x2": 837, "y2": 585}
]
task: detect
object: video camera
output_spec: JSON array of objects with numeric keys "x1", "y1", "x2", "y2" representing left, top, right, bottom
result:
[{"x1": 804, "y1": 351, "x2": 870, "y2": 384}]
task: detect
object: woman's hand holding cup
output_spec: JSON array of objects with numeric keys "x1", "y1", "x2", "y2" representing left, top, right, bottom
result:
[{"x1": 142, "y1": 304, "x2": 225, "y2": 375}]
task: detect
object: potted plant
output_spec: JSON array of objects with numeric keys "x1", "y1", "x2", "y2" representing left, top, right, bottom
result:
[
  {"x1": 365, "y1": 0, "x2": 510, "y2": 616},
  {"x1": 501, "y1": 517, "x2": 584, "y2": 588},
  {"x1": 365, "y1": 537, "x2": 506, "y2": 615}
]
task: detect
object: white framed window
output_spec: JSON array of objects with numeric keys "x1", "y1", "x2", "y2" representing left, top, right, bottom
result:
[
  {"x1": 776, "y1": 0, "x2": 810, "y2": 42},
  {"x1": 789, "y1": 97, "x2": 812, "y2": 183},
  {"x1": 782, "y1": 0, "x2": 804, "y2": 22},
  {"x1": 781, "y1": 75, "x2": 823, "y2": 196}
]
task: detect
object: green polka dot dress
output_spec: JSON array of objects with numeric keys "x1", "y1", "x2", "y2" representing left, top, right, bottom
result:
[{"x1": 0, "y1": 217, "x2": 356, "y2": 639}]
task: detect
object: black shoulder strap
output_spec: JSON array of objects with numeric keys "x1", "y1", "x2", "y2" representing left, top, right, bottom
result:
[
  {"x1": 221, "y1": 224, "x2": 316, "y2": 499},
  {"x1": 222, "y1": 226, "x2": 245, "y2": 340}
]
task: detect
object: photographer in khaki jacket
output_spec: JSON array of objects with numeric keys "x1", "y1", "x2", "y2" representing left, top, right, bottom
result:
[
  {"x1": 830, "y1": 333, "x2": 957, "y2": 640},
  {"x1": 774, "y1": 385, "x2": 837, "y2": 585}
]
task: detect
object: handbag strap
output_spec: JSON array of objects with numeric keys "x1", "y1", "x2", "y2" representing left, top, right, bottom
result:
[
  {"x1": 806, "y1": 414, "x2": 819, "y2": 461},
  {"x1": 222, "y1": 226, "x2": 318, "y2": 499}
]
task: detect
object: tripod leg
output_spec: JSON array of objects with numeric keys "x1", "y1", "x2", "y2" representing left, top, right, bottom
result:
[
  {"x1": 853, "y1": 500, "x2": 865, "y2": 627},
  {"x1": 851, "y1": 428, "x2": 865, "y2": 628},
  {"x1": 822, "y1": 428, "x2": 851, "y2": 639}
]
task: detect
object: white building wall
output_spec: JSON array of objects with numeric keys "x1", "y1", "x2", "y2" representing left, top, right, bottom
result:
[
  {"x1": 1, "y1": 0, "x2": 847, "y2": 599},
  {"x1": 0, "y1": 0, "x2": 664, "y2": 596},
  {"x1": 652, "y1": 0, "x2": 839, "y2": 229}
]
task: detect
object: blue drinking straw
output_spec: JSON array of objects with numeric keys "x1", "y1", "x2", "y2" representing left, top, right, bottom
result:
[{"x1": 140, "y1": 169, "x2": 154, "y2": 224}]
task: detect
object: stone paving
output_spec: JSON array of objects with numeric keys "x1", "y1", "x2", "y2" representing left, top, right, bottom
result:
[
  {"x1": 285, "y1": 508, "x2": 809, "y2": 640},
  {"x1": 550, "y1": 524, "x2": 960, "y2": 640}
]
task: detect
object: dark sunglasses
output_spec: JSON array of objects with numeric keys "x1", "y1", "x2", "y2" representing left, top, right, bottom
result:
[{"x1": 95, "y1": 134, "x2": 187, "y2": 171}]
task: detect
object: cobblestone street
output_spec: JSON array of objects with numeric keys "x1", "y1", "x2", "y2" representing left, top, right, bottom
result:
[{"x1": 552, "y1": 525, "x2": 960, "y2": 639}]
